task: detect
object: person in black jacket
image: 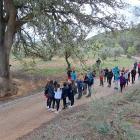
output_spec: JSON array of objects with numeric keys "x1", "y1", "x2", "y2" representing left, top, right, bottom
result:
[
  {"x1": 62, "y1": 82, "x2": 69, "y2": 110},
  {"x1": 67, "y1": 68, "x2": 72, "y2": 79},
  {"x1": 96, "y1": 58, "x2": 101, "y2": 68},
  {"x1": 104, "y1": 67, "x2": 108, "y2": 82},
  {"x1": 131, "y1": 67, "x2": 136, "y2": 84},
  {"x1": 44, "y1": 81, "x2": 50, "y2": 109},
  {"x1": 47, "y1": 80, "x2": 55, "y2": 111},
  {"x1": 107, "y1": 69, "x2": 113, "y2": 87}
]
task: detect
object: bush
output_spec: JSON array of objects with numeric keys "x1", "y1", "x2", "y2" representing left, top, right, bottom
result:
[
  {"x1": 127, "y1": 54, "x2": 132, "y2": 58},
  {"x1": 127, "y1": 46, "x2": 136, "y2": 55}
]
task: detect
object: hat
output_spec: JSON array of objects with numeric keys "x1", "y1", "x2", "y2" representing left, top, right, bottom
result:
[{"x1": 88, "y1": 73, "x2": 92, "y2": 76}]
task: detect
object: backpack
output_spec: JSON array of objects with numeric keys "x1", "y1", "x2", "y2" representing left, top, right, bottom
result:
[
  {"x1": 123, "y1": 76, "x2": 126, "y2": 83},
  {"x1": 88, "y1": 76, "x2": 93, "y2": 85},
  {"x1": 74, "y1": 74, "x2": 76, "y2": 80},
  {"x1": 79, "y1": 81, "x2": 83, "y2": 87}
]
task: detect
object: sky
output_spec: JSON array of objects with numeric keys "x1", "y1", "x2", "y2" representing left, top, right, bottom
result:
[{"x1": 86, "y1": 0, "x2": 140, "y2": 39}]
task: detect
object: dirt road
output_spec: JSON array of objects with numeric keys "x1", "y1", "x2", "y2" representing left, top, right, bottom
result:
[{"x1": 0, "y1": 65, "x2": 140, "y2": 140}]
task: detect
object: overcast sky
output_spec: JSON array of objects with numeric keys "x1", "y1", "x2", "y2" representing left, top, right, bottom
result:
[{"x1": 86, "y1": 0, "x2": 140, "y2": 39}]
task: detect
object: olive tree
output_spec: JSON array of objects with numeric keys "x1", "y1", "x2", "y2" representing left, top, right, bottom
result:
[{"x1": 0, "y1": 0, "x2": 127, "y2": 97}]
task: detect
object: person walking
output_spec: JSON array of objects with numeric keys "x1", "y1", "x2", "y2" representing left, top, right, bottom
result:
[
  {"x1": 119, "y1": 73, "x2": 125, "y2": 93},
  {"x1": 44, "y1": 81, "x2": 50, "y2": 108},
  {"x1": 62, "y1": 82, "x2": 69, "y2": 110},
  {"x1": 123, "y1": 70, "x2": 128, "y2": 87},
  {"x1": 114, "y1": 71, "x2": 120, "y2": 90},
  {"x1": 121, "y1": 67, "x2": 125, "y2": 73},
  {"x1": 112, "y1": 66, "x2": 121, "y2": 82},
  {"x1": 131, "y1": 67, "x2": 136, "y2": 84},
  {"x1": 47, "y1": 80, "x2": 55, "y2": 111},
  {"x1": 127, "y1": 69, "x2": 130, "y2": 84},
  {"x1": 54, "y1": 84, "x2": 62, "y2": 114},
  {"x1": 99, "y1": 69, "x2": 105, "y2": 87},
  {"x1": 96, "y1": 58, "x2": 101, "y2": 68},
  {"x1": 68, "y1": 80, "x2": 76, "y2": 108},
  {"x1": 104, "y1": 67, "x2": 108, "y2": 82},
  {"x1": 67, "y1": 68, "x2": 72, "y2": 79},
  {"x1": 71, "y1": 70, "x2": 76, "y2": 80},
  {"x1": 86, "y1": 73, "x2": 94, "y2": 97},
  {"x1": 75, "y1": 75, "x2": 84, "y2": 99},
  {"x1": 83, "y1": 73, "x2": 88, "y2": 95},
  {"x1": 134, "y1": 60, "x2": 138, "y2": 70},
  {"x1": 138, "y1": 62, "x2": 140, "y2": 80},
  {"x1": 107, "y1": 69, "x2": 113, "y2": 88}
]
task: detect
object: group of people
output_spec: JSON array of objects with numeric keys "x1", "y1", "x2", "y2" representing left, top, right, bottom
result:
[
  {"x1": 44, "y1": 68, "x2": 94, "y2": 114},
  {"x1": 44, "y1": 60, "x2": 140, "y2": 114},
  {"x1": 99, "y1": 61, "x2": 140, "y2": 92}
]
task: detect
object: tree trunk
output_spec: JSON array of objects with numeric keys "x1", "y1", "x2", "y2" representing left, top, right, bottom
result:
[
  {"x1": 0, "y1": 0, "x2": 18, "y2": 97},
  {"x1": 0, "y1": 43, "x2": 18, "y2": 97},
  {"x1": 65, "y1": 56, "x2": 71, "y2": 69}
]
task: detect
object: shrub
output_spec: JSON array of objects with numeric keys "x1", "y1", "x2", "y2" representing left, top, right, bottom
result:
[{"x1": 127, "y1": 46, "x2": 136, "y2": 55}]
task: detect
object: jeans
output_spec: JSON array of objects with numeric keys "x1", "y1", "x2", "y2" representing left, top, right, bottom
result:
[
  {"x1": 83, "y1": 83, "x2": 87, "y2": 94},
  {"x1": 46, "y1": 98, "x2": 49, "y2": 106},
  {"x1": 48, "y1": 97, "x2": 53, "y2": 108},
  {"x1": 55, "y1": 99, "x2": 60, "y2": 111},
  {"x1": 70, "y1": 93, "x2": 74, "y2": 106},
  {"x1": 108, "y1": 77, "x2": 112, "y2": 86},
  {"x1": 63, "y1": 97, "x2": 66, "y2": 108},
  {"x1": 115, "y1": 80, "x2": 118, "y2": 88},
  {"x1": 104, "y1": 76, "x2": 107, "y2": 82},
  {"x1": 78, "y1": 87, "x2": 82, "y2": 98},
  {"x1": 132, "y1": 76, "x2": 135, "y2": 83},
  {"x1": 52, "y1": 97, "x2": 55, "y2": 109},
  {"x1": 120, "y1": 83, "x2": 124, "y2": 92},
  {"x1": 88, "y1": 85, "x2": 92, "y2": 95},
  {"x1": 100, "y1": 80, "x2": 103, "y2": 86}
]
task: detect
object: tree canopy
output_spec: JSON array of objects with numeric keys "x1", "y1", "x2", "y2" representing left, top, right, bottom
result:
[{"x1": 0, "y1": 0, "x2": 127, "y2": 97}]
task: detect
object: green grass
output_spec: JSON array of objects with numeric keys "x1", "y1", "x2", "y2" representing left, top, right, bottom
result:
[
  {"x1": 29, "y1": 68, "x2": 65, "y2": 74},
  {"x1": 98, "y1": 56, "x2": 133, "y2": 70}
]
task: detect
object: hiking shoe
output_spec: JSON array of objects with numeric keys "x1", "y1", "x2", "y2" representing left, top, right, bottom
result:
[
  {"x1": 46, "y1": 106, "x2": 49, "y2": 109},
  {"x1": 55, "y1": 111, "x2": 59, "y2": 114},
  {"x1": 52, "y1": 109, "x2": 56, "y2": 111},
  {"x1": 86, "y1": 95, "x2": 91, "y2": 97}
]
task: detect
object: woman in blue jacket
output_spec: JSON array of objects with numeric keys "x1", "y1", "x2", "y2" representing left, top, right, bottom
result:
[{"x1": 75, "y1": 75, "x2": 84, "y2": 99}]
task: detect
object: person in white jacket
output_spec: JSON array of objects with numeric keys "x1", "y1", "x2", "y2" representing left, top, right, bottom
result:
[
  {"x1": 54, "y1": 84, "x2": 62, "y2": 114},
  {"x1": 123, "y1": 70, "x2": 129, "y2": 87}
]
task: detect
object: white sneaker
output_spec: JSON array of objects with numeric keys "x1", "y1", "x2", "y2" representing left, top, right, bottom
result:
[
  {"x1": 46, "y1": 106, "x2": 49, "y2": 109},
  {"x1": 58, "y1": 109, "x2": 61, "y2": 112},
  {"x1": 48, "y1": 108, "x2": 52, "y2": 111},
  {"x1": 55, "y1": 111, "x2": 59, "y2": 114},
  {"x1": 52, "y1": 109, "x2": 56, "y2": 111},
  {"x1": 72, "y1": 105, "x2": 74, "y2": 107},
  {"x1": 68, "y1": 105, "x2": 73, "y2": 108}
]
